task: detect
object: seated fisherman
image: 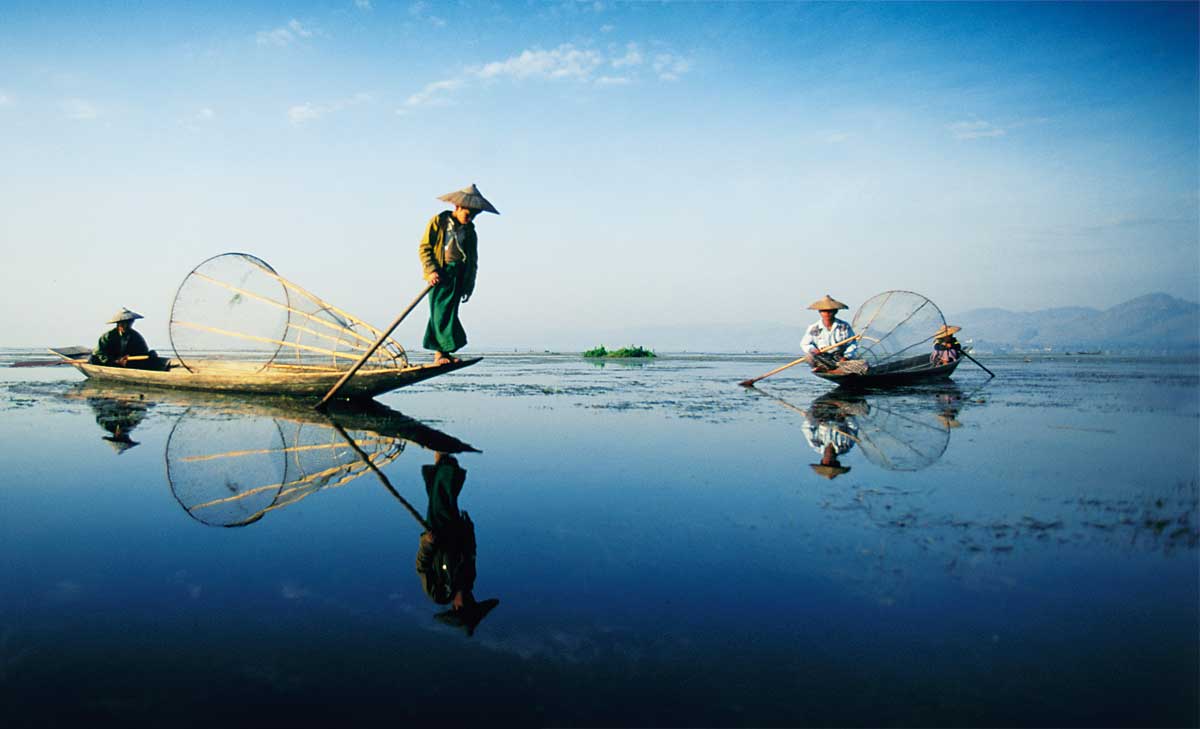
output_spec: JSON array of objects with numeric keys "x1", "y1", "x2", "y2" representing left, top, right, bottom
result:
[
  {"x1": 89, "y1": 308, "x2": 168, "y2": 370},
  {"x1": 930, "y1": 324, "x2": 963, "y2": 366},
  {"x1": 799, "y1": 294, "x2": 859, "y2": 372}
]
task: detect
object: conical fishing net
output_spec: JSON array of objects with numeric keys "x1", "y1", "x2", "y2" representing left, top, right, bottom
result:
[
  {"x1": 850, "y1": 291, "x2": 948, "y2": 373},
  {"x1": 852, "y1": 397, "x2": 951, "y2": 472},
  {"x1": 166, "y1": 408, "x2": 407, "y2": 527},
  {"x1": 168, "y1": 252, "x2": 408, "y2": 373}
]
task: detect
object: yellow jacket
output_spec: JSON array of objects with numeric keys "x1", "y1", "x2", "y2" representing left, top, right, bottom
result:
[{"x1": 418, "y1": 211, "x2": 478, "y2": 298}]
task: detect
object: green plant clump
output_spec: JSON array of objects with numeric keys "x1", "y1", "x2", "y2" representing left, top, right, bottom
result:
[{"x1": 582, "y1": 345, "x2": 656, "y2": 358}]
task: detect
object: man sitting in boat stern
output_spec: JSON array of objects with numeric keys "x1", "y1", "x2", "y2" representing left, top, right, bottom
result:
[
  {"x1": 89, "y1": 308, "x2": 169, "y2": 370},
  {"x1": 799, "y1": 294, "x2": 859, "y2": 372},
  {"x1": 418, "y1": 184, "x2": 500, "y2": 366},
  {"x1": 930, "y1": 324, "x2": 963, "y2": 366}
]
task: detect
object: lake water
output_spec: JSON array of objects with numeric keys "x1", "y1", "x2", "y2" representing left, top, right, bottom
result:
[{"x1": 1, "y1": 352, "x2": 1197, "y2": 727}]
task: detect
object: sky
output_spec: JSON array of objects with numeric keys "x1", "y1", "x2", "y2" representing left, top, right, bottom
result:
[{"x1": 1, "y1": 1, "x2": 1197, "y2": 350}]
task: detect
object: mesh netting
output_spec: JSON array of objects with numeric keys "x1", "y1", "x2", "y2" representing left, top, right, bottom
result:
[
  {"x1": 850, "y1": 291, "x2": 948, "y2": 371},
  {"x1": 168, "y1": 252, "x2": 407, "y2": 373},
  {"x1": 166, "y1": 408, "x2": 407, "y2": 527},
  {"x1": 852, "y1": 398, "x2": 951, "y2": 472}
]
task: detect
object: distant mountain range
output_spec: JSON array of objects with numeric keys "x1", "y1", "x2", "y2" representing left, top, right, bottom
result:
[
  {"x1": 492, "y1": 293, "x2": 1199, "y2": 354},
  {"x1": 953, "y1": 293, "x2": 1199, "y2": 353}
]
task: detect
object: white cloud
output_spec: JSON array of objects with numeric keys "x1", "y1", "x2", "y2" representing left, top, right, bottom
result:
[
  {"x1": 474, "y1": 44, "x2": 604, "y2": 81},
  {"x1": 595, "y1": 75, "x2": 631, "y2": 86},
  {"x1": 948, "y1": 120, "x2": 1006, "y2": 140},
  {"x1": 821, "y1": 131, "x2": 851, "y2": 144},
  {"x1": 600, "y1": 24, "x2": 615, "y2": 33},
  {"x1": 287, "y1": 93, "x2": 372, "y2": 124},
  {"x1": 409, "y1": 1, "x2": 445, "y2": 27},
  {"x1": 356, "y1": 0, "x2": 372, "y2": 9},
  {"x1": 60, "y1": 98, "x2": 98, "y2": 120},
  {"x1": 257, "y1": 19, "x2": 315, "y2": 47},
  {"x1": 611, "y1": 42, "x2": 642, "y2": 68},
  {"x1": 652, "y1": 53, "x2": 691, "y2": 81},
  {"x1": 0, "y1": 92, "x2": 10, "y2": 106},
  {"x1": 404, "y1": 78, "x2": 465, "y2": 108},
  {"x1": 197, "y1": 107, "x2": 215, "y2": 120}
]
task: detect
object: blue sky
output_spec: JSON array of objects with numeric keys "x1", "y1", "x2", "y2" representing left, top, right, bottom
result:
[{"x1": 1, "y1": 1, "x2": 1196, "y2": 350}]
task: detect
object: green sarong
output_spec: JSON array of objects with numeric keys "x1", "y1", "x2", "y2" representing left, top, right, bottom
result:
[{"x1": 422, "y1": 262, "x2": 468, "y2": 353}]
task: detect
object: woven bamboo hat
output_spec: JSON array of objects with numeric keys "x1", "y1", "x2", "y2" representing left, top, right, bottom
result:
[
  {"x1": 437, "y1": 184, "x2": 499, "y2": 215},
  {"x1": 807, "y1": 294, "x2": 848, "y2": 311},
  {"x1": 933, "y1": 325, "x2": 961, "y2": 339},
  {"x1": 107, "y1": 308, "x2": 144, "y2": 324}
]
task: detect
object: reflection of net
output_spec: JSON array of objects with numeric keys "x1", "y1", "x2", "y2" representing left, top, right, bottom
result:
[
  {"x1": 169, "y1": 252, "x2": 407, "y2": 373},
  {"x1": 853, "y1": 402, "x2": 950, "y2": 472},
  {"x1": 851, "y1": 291, "x2": 947, "y2": 371},
  {"x1": 167, "y1": 409, "x2": 407, "y2": 527}
]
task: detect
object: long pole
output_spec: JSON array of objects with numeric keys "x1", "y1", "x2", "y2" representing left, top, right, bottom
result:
[
  {"x1": 315, "y1": 284, "x2": 432, "y2": 409},
  {"x1": 738, "y1": 334, "x2": 862, "y2": 388},
  {"x1": 328, "y1": 420, "x2": 430, "y2": 530},
  {"x1": 961, "y1": 350, "x2": 995, "y2": 378}
]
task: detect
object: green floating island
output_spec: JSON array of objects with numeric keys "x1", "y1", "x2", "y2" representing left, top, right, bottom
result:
[{"x1": 582, "y1": 345, "x2": 656, "y2": 359}]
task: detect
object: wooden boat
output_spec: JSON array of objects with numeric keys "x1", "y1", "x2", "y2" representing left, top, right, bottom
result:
[
  {"x1": 813, "y1": 353, "x2": 961, "y2": 388},
  {"x1": 51, "y1": 346, "x2": 481, "y2": 400}
]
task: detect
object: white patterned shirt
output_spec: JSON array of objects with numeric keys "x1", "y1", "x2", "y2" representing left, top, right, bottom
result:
[{"x1": 800, "y1": 318, "x2": 858, "y2": 358}]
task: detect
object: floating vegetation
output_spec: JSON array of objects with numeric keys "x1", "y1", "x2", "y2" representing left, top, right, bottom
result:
[{"x1": 582, "y1": 345, "x2": 656, "y2": 359}]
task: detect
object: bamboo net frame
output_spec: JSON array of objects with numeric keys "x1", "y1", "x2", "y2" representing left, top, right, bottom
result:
[
  {"x1": 168, "y1": 253, "x2": 408, "y2": 374},
  {"x1": 168, "y1": 413, "x2": 408, "y2": 527}
]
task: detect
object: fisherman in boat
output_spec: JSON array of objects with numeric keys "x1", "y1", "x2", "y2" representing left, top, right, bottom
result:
[
  {"x1": 930, "y1": 325, "x2": 963, "y2": 366},
  {"x1": 799, "y1": 295, "x2": 859, "y2": 372},
  {"x1": 418, "y1": 184, "x2": 500, "y2": 366},
  {"x1": 415, "y1": 452, "x2": 499, "y2": 637},
  {"x1": 89, "y1": 308, "x2": 169, "y2": 370}
]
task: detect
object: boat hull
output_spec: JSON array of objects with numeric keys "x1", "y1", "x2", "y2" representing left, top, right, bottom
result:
[
  {"x1": 813, "y1": 357, "x2": 961, "y2": 389},
  {"x1": 68, "y1": 358, "x2": 481, "y2": 400}
]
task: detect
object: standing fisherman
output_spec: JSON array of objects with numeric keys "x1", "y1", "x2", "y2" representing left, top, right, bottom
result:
[
  {"x1": 799, "y1": 294, "x2": 858, "y2": 372},
  {"x1": 418, "y1": 184, "x2": 499, "y2": 365}
]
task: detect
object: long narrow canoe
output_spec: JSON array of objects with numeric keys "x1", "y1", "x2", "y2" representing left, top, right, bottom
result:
[
  {"x1": 813, "y1": 353, "x2": 960, "y2": 388},
  {"x1": 51, "y1": 347, "x2": 480, "y2": 400}
]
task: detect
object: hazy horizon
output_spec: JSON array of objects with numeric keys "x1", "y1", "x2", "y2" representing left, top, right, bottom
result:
[{"x1": 1, "y1": 2, "x2": 1196, "y2": 350}]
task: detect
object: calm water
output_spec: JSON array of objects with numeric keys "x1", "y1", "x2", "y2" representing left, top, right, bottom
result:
[{"x1": 1, "y1": 353, "x2": 1197, "y2": 728}]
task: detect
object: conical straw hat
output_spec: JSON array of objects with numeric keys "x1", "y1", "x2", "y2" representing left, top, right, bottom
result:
[
  {"x1": 933, "y1": 324, "x2": 961, "y2": 339},
  {"x1": 810, "y1": 463, "x2": 851, "y2": 479},
  {"x1": 807, "y1": 294, "x2": 848, "y2": 311},
  {"x1": 107, "y1": 307, "x2": 144, "y2": 324},
  {"x1": 437, "y1": 184, "x2": 499, "y2": 215}
]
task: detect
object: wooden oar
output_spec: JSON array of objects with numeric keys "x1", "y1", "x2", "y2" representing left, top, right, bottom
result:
[
  {"x1": 13, "y1": 354, "x2": 149, "y2": 368},
  {"x1": 315, "y1": 283, "x2": 433, "y2": 410},
  {"x1": 738, "y1": 334, "x2": 862, "y2": 388},
  {"x1": 961, "y1": 350, "x2": 995, "y2": 378}
]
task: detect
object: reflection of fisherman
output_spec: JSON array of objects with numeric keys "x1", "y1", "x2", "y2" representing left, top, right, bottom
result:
[
  {"x1": 802, "y1": 395, "x2": 860, "y2": 479},
  {"x1": 799, "y1": 295, "x2": 859, "y2": 372},
  {"x1": 87, "y1": 396, "x2": 149, "y2": 454},
  {"x1": 415, "y1": 452, "x2": 498, "y2": 636},
  {"x1": 89, "y1": 308, "x2": 169, "y2": 370},
  {"x1": 930, "y1": 324, "x2": 963, "y2": 366}
]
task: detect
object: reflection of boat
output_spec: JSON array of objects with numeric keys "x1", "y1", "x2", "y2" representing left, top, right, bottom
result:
[
  {"x1": 92, "y1": 384, "x2": 483, "y2": 527},
  {"x1": 760, "y1": 383, "x2": 964, "y2": 473},
  {"x1": 813, "y1": 291, "x2": 965, "y2": 388}
]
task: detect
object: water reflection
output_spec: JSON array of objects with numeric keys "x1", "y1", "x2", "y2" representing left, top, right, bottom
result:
[
  {"x1": 416, "y1": 452, "x2": 500, "y2": 636},
  {"x1": 760, "y1": 384, "x2": 966, "y2": 475},
  {"x1": 85, "y1": 394, "x2": 152, "y2": 454},
  {"x1": 157, "y1": 395, "x2": 479, "y2": 527}
]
